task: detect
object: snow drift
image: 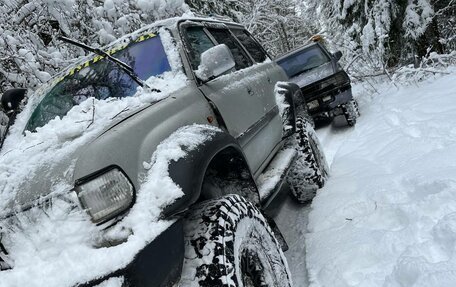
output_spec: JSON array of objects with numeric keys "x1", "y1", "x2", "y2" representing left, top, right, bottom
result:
[{"x1": 307, "y1": 69, "x2": 456, "y2": 287}]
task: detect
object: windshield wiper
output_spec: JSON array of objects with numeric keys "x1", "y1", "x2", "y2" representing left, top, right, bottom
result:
[{"x1": 58, "y1": 36, "x2": 160, "y2": 93}]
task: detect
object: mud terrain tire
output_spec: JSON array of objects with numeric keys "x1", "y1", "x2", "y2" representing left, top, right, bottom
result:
[
  {"x1": 179, "y1": 195, "x2": 292, "y2": 287},
  {"x1": 342, "y1": 99, "x2": 359, "y2": 126},
  {"x1": 286, "y1": 117, "x2": 329, "y2": 203}
]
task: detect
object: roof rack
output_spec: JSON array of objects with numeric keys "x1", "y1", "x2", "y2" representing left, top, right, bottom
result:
[{"x1": 191, "y1": 12, "x2": 235, "y2": 23}]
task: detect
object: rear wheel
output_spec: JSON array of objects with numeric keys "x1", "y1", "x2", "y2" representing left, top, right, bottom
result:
[
  {"x1": 287, "y1": 117, "x2": 329, "y2": 203},
  {"x1": 179, "y1": 195, "x2": 292, "y2": 287}
]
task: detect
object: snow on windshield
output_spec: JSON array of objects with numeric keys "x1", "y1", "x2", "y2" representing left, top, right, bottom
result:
[{"x1": 307, "y1": 68, "x2": 456, "y2": 287}]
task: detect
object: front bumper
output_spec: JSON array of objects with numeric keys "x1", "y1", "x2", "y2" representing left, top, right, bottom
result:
[
  {"x1": 0, "y1": 216, "x2": 184, "y2": 287},
  {"x1": 306, "y1": 87, "x2": 353, "y2": 118},
  {"x1": 299, "y1": 72, "x2": 353, "y2": 119},
  {"x1": 80, "y1": 219, "x2": 184, "y2": 287}
]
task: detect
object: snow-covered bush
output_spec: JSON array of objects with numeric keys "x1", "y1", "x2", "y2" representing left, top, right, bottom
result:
[{"x1": 392, "y1": 51, "x2": 456, "y2": 84}]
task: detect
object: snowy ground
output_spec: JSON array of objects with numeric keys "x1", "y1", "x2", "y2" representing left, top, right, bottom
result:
[
  {"x1": 273, "y1": 191, "x2": 311, "y2": 285},
  {"x1": 305, "y1": 69, "x2": 456, "y2": 287}
]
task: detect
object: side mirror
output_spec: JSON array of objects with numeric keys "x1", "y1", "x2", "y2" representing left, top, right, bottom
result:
[
  {"x1": 333, "y1": 51, "x2": 343, "y2": 62},
  {"x1": 196, "y1": 44, "x2": 235, "y2": 82},
  {"x1": 1, "y1": 88, "x2": 27, "y2": 113}
]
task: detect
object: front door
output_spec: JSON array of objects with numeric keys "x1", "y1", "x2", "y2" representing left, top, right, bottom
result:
[{"x1": 182, "y1": 24, "x2": 276, "y2": 173}]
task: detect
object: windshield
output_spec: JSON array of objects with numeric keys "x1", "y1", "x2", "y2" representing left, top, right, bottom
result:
[
  {"x1": 25, "y1": 34, "x2": 171, "y2": 131},
  {"x1": 278, "y1": 45, "x2": 330, "y2": 78}
]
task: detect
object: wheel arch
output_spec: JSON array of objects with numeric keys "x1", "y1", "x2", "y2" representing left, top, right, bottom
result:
[
  {"x1": 163, "y1": 129, "x2": 260, "y2": 217},
  {"x1": 276, "y1": 81, "x2": 304, "y2": 138}
]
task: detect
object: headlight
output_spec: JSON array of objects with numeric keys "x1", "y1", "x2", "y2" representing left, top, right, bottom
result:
[
  {"x1": 307, "y1": 100, "x2": 319, "y2": 110},
  {"x1": 75, "y1": 167, "x2": 134, "y2": 224}
]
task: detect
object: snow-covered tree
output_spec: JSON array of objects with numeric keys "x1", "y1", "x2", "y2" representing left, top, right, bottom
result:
[
  {"x1": 187, "y1": 0, "x2": 314, "y2": 57},
  {"x1": 302, "y1": 0, "x2": 453, "y2": 70},
  {"x1": 0, "y1": 0, "x2": 315, "y2": 95},
  {"x1": 0, "y1": 0, "x2": 189, "y2": 94}
]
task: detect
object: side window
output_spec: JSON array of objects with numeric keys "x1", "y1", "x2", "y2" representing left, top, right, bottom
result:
[
  {"x1": 231, "y1": 29, "x2": 268, "y2": 63},
  {"x1": 207, "y1": 28, "x2": 252, "y2": 70},
  {"x1": 185, "y1": 27, "x2": 215, "y2": 70}
]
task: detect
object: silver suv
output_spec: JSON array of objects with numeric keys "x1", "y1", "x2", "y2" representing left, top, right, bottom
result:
[{"x1": 0, "y1": 17, "x2": 328, "y2": 287}]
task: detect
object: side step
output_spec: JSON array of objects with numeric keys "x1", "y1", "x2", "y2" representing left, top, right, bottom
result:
[{"x1": 257, "y1": 147, "x2": 297, "y2": 207}]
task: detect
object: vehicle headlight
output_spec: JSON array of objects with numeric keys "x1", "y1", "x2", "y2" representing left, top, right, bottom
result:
[
  {"x1": 307, "y1": 100, "x2": 319, "y2": 110},
  {"x1": 75, "y1": 167, "x2": 135, "y2": 224}
]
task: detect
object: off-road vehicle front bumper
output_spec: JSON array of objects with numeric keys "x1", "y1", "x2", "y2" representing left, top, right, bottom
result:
[
  {"x1": 300, "y1": 71, "x2": 353, "y2": 119},
  {"x1": 0, "y1": 220, "x2": 184, "y2": 287}
]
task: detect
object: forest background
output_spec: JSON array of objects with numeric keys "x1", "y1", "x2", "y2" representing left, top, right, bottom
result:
[{"x1": 0, "y1": 0, "x2": 454, "y2": 93}]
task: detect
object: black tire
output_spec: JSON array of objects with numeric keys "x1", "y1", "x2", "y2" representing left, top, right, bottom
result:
[
  {"x1": 286, "y1": 117, "x2": 329, "y2": 203},
  {"x1": 342, "y1": 99, "x2": 359, "y2": 126},
  {"x1": 179, "y1": 195, "x2": 292, "y2": 287},
  {"x1": 353, "y1": 99, "x2": 361, "y2": 117}
]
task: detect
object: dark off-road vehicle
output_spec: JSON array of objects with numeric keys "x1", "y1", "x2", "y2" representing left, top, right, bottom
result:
[
  {"x1": 0, "y1": 17, "x2": 328, "y2": 287},
  {"x1": 276, "y1": 41, "x2": 360, "y2": 126}
]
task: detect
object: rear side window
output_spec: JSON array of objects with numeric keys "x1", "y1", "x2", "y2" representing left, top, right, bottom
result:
[
  {"x1": 231, "y1": 29, "x2": 268, "y2": 63},
  {"x1": 185, "y1": 27, "x2": 215, "y2": 70},
  {"x1": 207, "y1": 28, "x2": 252, "y2": 70}
]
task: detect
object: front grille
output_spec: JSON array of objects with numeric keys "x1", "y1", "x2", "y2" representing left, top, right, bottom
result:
[{"x1": 301, "y1": 71, "x2": 350, "y2": 101}]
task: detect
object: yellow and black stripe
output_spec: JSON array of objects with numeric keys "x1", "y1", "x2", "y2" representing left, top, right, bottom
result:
[{"x1": 56, "y1": 32, "x2": 157, "y2": 84}]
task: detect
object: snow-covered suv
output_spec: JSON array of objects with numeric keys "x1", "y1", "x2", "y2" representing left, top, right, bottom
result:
[
  {"x1": 0, "y1": 17, "x2": 328, "y2": 287},
  {"x1": 276, "y1": 42, "x2": 360, "y2": 126}
]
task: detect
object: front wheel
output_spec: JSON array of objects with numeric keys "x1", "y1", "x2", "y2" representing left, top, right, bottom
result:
[
  {"x1": 342, "y1": 99, "x2": 359, "y2": 126},
  {"x1": 286, "y1": 117, "x2": 329, "y2": 203},
  {"x1": 179, "y1": 195, "x2": 292, "y2": 287}
]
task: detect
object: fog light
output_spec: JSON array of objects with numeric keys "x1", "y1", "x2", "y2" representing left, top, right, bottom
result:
[
  {"x1": 307, "y1": 100, "x2": 319, "y2": 110},
  {"x1": 323, "y1": 95, "x2": 332, "y2": 102},
  {"x1": 75, "y1": 168, "x2": 134, "y2": 224}
]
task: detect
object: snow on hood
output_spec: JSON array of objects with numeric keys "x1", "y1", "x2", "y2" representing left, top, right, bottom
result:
[
  {"x1": 290, "y1": 62, "x2": 334, "y2": 88},
  {"x1": 0, "y1": 70, "x2": 187, "y2": 218},
  {"x1": 0, "y1": 124, "x2": 220, "y2": 287}
]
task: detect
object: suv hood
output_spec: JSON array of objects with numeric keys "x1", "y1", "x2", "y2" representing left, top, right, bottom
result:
[
  {"x1": 0, "y1": 92, "x2": 158, "y2": 219},
  {"x1": 0, "y1": 143, "x2": 81, "y2": 219},
  {"x1": 290, "y1": 62, "x2": 334, "y2": 88}
]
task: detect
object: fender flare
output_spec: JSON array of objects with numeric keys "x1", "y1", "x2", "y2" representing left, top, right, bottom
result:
[
  {"x1": 162, "y1": 128, "x2": 259, "y2": 217},
  {"x1": 276, "y1": 81, "x2": 303, "y2": 137}
]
